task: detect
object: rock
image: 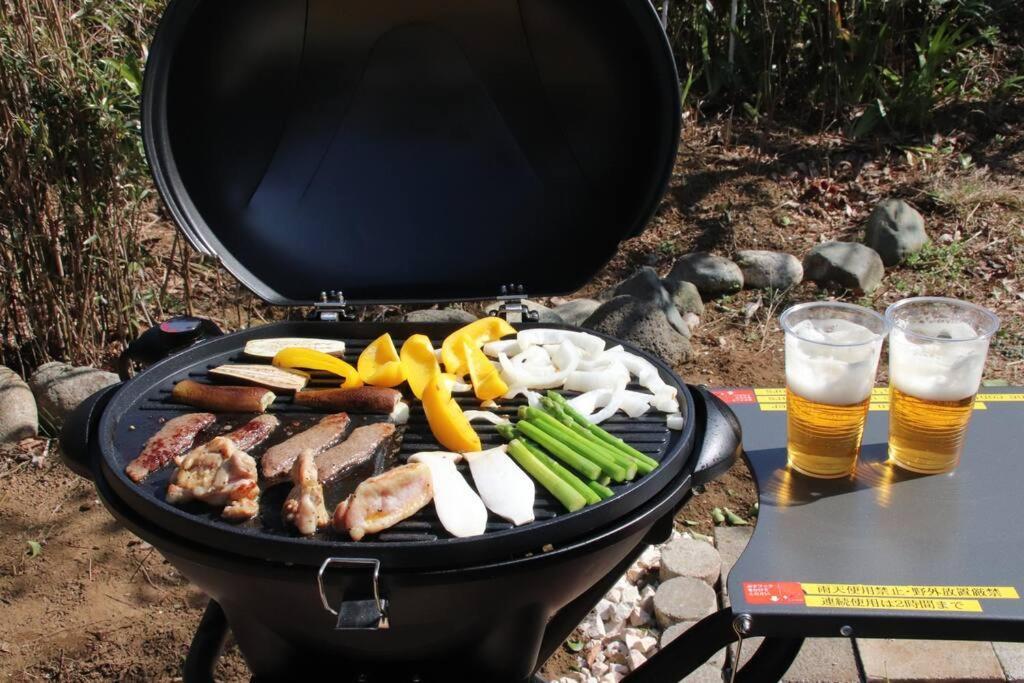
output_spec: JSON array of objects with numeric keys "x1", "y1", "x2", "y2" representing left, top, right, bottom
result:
[
  {"x1": 403, "y1": 308, "x2": 476, "y2": 324},
  {"x1": 802, "y1": 241, "x2": 885, "y2": 293},
  {"x1": 735, "y1": 250, "x2": 803, "y2": 290},
  {"x1": 865, "y1": 198, "x2": 929, "y2": 266},
  {"x1": 627, "y1": 650, "x2": 647, "y2": 671},
  {"x1": 638, "y1": 636, "x2": 657, "y2": 656},
  {"x1": 628, "y1": 606, "x2": 654, "y2": 627},
  {"x1": 659, "y1": 536, "x2": 723, "y2": 586},
  {"x1": 637, "y1": 545, "x2": 660, "y2": 570},
  {"x1": 595, "y1": 599, "x2": 614, "y2": 620},
  {"x1": 553, "y1": 299, "x2": 601, "y2": 326},
  {"x1": 668, "y1": 253, "x2": 743, "y2": 297},
  {"x1": 583, "y1": 297, "x2": 691, "y2": 366},
  {"x1": 620, "y1": 584, "x2": 640, "y2": 605},
  {"x1": 29, "y1": 362, "x2": 118, "y2": 431},
  {"x1": 682, "y1": 312, "x2": 701, "y2": 331},
  {"x1": 609, "y1": 267, "x2": 690, "y2": 336},
  {"x1": 662, "y1": 279, "x2": 704, "y2": 317},
  {"x1": 653, "y1": 577, "x2": 718, "y2": 628},
  {"x1": 0, "y1": 367, "x2": 37, "y2": 443}
]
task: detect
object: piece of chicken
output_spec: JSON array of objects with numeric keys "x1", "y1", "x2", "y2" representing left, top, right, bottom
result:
[
  {"x1": 282, "y1": 450, "x2": 329, "y2": 535},
  {"x1": 333, "y1": 463, "x2": 433, "y2": 541},
  {"x1": 166, "y1": 436, "x2": 260, "y2": 521}
]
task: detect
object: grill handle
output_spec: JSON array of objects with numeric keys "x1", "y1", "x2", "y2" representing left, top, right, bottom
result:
[
  {"x1": 689, "y1": 384, "x2": 742, "y2": 486},
  {"x1": 317, "y1": 557, "x2": 390, "y2": 630},
  {"x1": 60, "y1": 383, "x2": 122, "y2": 481}
]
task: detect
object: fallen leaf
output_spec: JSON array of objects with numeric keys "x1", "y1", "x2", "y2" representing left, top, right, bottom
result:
[{"x1": 25, "y1": 541, "x2": 42, "y2": 558}]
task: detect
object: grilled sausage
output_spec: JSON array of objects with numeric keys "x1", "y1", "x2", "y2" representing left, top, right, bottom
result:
[
  {"x1": 172, "y1": 379, "x2": 275, "y2": 413},
  {"x1": 294, "y1": 387, "x2": 401, "y2": 414}
]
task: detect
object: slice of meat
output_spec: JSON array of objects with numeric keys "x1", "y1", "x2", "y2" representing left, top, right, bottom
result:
[
  {"x1": 333, "y1": 462, "x2": 433, "y2": 541},
  {"x1": 282, "y1": 450, "x2": 329, "y2": 535},
  {"x1": 294, "y1": 387, "x2": 401, "y2": 413},
  {"x1": 172, "y1": 379, "x2": 275, "y2": 412},
  {"x1": 125, "y1": 413, "x2": 216, "y2": 482},
  {"x1": 315, "y1": 423, "x2": 397, "y2": 484},
  {"x1": 261, "y1": 413, "x2": 351, "y2": 481},
  {"x1": 166, "y1": 437, "x2": 260, "y2": 521},
  {"x1": 223, "y1": 414, "x2": 280, "y2": 452}
]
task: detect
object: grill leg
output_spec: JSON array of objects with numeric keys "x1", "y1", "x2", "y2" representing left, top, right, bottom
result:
[
  {"x1": 733, "y1": 637, "x2": 805, "y2": 683},
  {"x1": 183, "y1": 600, "x2": 229, "y2": 683}
]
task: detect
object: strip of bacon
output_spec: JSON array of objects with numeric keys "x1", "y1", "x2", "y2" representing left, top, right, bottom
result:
[
  {"x1": 125, "y1": 413, "x2": 215, "y2": 482},
  {"x1": 261, "y1": 413, "x2": 351, "y2": 481}
]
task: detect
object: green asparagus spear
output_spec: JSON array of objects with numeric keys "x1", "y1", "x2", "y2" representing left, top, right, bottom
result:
[
  {"x1": 546, "y1": 391, "x2": 660, "y2": 470},
  {"x1": 507, "y1": 440, "x2": 586, "y2": 512},
  {"x1": 519, "y1": 438, "x2": 601, "y2": 505},
  {"x1": 552, "y1": 411, "x2": 656, "y2": 476},
  {"x1": 587, "y1": 480, "x2": 615, "y2": 500},
  {"x1": 515, "y1": 421, "x2": 602, "y2": 481},
  {"x1": 519, "y1": 408, "x2": 630, "y2": 481}
]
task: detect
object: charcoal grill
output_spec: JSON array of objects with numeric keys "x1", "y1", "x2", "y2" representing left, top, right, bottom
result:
[{"x1": 60, "y1": 0, "x2": 745, "y2": 680}]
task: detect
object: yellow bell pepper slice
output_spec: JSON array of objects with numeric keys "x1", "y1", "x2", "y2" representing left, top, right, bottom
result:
[
  {"x1": 441, "y1": 317, "x2": 516, "y2": 376},
  {"x1": 273, "y1": 348, "x2": 363, "y2": 389},
  {"x1": 399, "y1": 334, "x2": 439, "y2": 399},
  {"x1": 422, "y1": 372, "x2": 481, "y2": 453},
  {"x1": 357, "y1": 333, "x2": 405, "y2": 387},
  {"x1": 462, "y1": 340, "x2": 508, "y2": 402}
]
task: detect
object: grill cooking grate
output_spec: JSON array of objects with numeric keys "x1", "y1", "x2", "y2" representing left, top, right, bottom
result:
[{"x1": 110, "y1": 335, "x2": 676, "y2": 545}]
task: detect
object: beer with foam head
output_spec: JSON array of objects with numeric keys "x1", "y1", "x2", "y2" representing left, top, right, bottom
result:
[
  {"x1": 781, "y1": 303, "x2": 888, "y2": 478},
  {"x1": 886, "y1": 298, "x2": 999, "y2": 474}
]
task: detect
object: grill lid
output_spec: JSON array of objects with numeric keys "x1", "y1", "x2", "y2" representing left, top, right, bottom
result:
[{"x1": 142, "y1": 0, "x2": 680, "y2": 306}]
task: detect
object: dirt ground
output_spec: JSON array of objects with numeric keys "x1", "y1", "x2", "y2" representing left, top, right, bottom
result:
[{"x1": 3, "y1": 111, "x2": 1023, "y2": 681}]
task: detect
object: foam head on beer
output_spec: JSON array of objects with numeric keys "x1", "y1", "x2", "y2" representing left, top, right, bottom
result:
[
  {"x1": 785, "y1": 318, "x2": 884, "y2": 406},
  {"x1": 889, "y1": 321, "x2": 989, "y2": 402}
]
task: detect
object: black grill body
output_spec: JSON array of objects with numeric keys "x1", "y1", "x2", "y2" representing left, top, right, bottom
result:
[{"x1": 62, "y1": 322, "x2": 740, "y2": 681}]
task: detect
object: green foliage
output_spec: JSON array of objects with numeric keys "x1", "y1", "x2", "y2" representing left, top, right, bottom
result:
[
  {"x1": 0, "y1": 0, "x2": 163, "y2": 372},
  {"x1": 660, "y1": 0, "x2": 1021, "y2": 134}
]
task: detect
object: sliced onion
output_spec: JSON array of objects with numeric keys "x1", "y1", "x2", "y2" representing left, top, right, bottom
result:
[
  {"x1": 480, "y1": 399, "x2": 498, "y2": 409},
  {"x1": 463, "y1": 410, "x2": 511, "y2": 426},
  {"x1": 388, "y1": 401, "x2": 410, "y2": 425},
  {"x1": 517, "y1": 329, "x2": 605, "y2": 357},
  {"x1": 619, "y1": 390, "x2": 654, "y2": 418},
  {"x1": 564, "y1": 365, "x2": 629, "y2": 393},
  {"x1": 588, "y1": 388, "x2": 626, "y2": 424},
  {"x1": 567, "y1": 389, "x2": 609, "y2": 415},
  {"x1": 483, "y1": 339, "x2": 521, "y2": 358},
  {"x1": 666, "y1": 413, "x2": 684, "y2": 431}
]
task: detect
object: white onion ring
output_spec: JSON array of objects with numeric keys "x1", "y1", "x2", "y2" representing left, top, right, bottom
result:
[{"x1": 463, "y1": 410, "x2": 511, "y2": 426}]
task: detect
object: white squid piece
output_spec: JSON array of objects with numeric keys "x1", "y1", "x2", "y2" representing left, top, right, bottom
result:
[
  {"x1": 464, "y1": 445, "x2": 535, "y2": 526},
  {"x1": 408, "y1": 452, "x2": 488, "y2": 538}
]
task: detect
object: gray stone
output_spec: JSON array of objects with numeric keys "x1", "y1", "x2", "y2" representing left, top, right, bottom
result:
[
  {"x1": 682, "y1": 664, "x2": 726, "y2": 682},
  {"x1": 653, "y1": 577, "x2": 718, "y2": 628},
  {"x1": 0, "y1": 366, "x2": 37, "y2": 443},
  {"x1": 857, "y1": 639, "x2": 1004, "y2": 681},
  {"x1": 662, "y1": 621, "x2": 727, "y2": 670},
  {"x1": 994, "y1": 641, "x2": 1024, "y2": 680},
  {"x1": 662, "y1": 279, "x2": 705, "y2": 317},
  {"x1": 713, "y1": 526, "x2": 753, "y2": 607},
  {"x1": 735, "y1": 250, "x2": 804, "y2": 290},
  {"x1": 865, "y1": 198, "x2": 929, "y2": 266},
  {"x1": 659, "y1": 536, "x2": 722, "y2": 586},
  {"x1": 781, "y1": 639, "x2": 860, "y2": 682},
  {"x1": 610, "y1": 267, "x2": 689, "y2": 336},
  {"x1": 583, "y1": 296, "x2": 691, "y2": 367},
  {"x1": 552, "y1": 299, "x2": 601, "y2": 327},
  {"x1": 668, "y1": 253, "x2": 743, "y2": 297},
  {"x1": 802, "y1": 241, "x2": 885, "y2": 293},
  {"x1": 403, "y1": 308, "x2": 477, "y2": 324},
  {"x1": 29, "y1": 362, "x2": 118, "y2": 431}
]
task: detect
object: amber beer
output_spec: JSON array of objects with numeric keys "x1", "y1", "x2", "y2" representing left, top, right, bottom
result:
[
  {"x1": 781, "y1": 303, "x2": 887, "y2": 479},
  {"x1": 886, "y1": 298, "x2": 999, "y2": 474}
]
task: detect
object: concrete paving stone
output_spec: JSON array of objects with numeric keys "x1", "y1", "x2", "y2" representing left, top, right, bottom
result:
[
  {"x1": 713, "y1": 526, "x2": 753, "y2": 607},
  {"x1": 857, "y1": 639, "x2": 1005, "y2": 681},
  {"x1": 660, "y1": 536, "x2": 722, "y2": 585},
  {"x1": 654, "y1": 577, "x2": 719, "y2": 628},
  {"x1": 661, "y1": 621, "x2": 727, "y2": 670},
  {"x1": 681, "y1": 663, "x2": 725, "y2": 682},
  {"x1": 781, "y1": 638, "x2": 860, "y2": 682},
  {"x1": 994, "y1": 642, "x2": 1024, "y2": 681}
]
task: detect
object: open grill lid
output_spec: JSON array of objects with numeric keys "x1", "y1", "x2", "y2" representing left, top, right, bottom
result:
[{"x1": 142, "y1": 0, "x2": 680, "y2": 306}]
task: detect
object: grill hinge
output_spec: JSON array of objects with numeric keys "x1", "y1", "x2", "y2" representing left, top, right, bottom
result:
[
  {"x1": 488, "y1": 284, "x2": 538, "y2": 324},
  {"x1": 309, "y1": 291, "x2": 357, "y2": 322}
]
